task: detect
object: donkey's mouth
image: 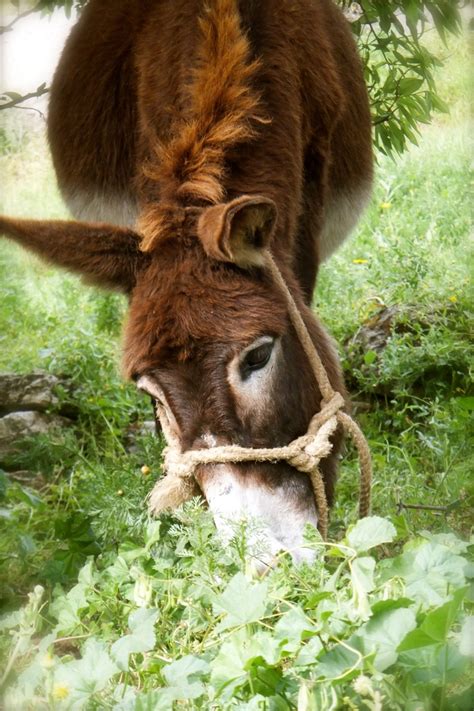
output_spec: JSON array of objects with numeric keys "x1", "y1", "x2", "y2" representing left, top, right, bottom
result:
[{"x1": 195, "y1": 462, "x2": 319, "y2": 572}]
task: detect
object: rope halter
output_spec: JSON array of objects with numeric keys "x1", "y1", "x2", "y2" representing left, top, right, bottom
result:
[{"x1": 148, "y1": 253, "x2": 372, "y2": 540}]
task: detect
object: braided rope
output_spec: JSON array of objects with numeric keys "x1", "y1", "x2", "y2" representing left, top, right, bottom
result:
[{"x1": 148, "y1": 252, "x2": 372, "y2": 539}]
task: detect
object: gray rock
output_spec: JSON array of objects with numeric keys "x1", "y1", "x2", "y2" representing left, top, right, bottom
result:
[
  {"x1": 349, "y1": 306, "x2": 401, "y2": 356},
  {"x1": 125, "y1": 419, "x2": 158, "y2": 453},
  {"x1": 0, "y1": 372, "x2": 63, "y2": 414},
  {"x1": 0, "y1": 410, "x2": 70, "y2": 459}
]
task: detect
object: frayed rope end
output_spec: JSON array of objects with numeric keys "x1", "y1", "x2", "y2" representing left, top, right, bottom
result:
[{"x1": 147, "y1": 474, "x2": 200, "y2": 515}]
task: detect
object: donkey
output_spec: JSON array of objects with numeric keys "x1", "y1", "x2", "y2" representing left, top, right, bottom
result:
[{"x1": 0, "y1": 0, "x2": 373, "y2": 564}]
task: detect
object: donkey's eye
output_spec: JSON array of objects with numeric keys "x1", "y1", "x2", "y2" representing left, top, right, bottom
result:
[{"x1": 241, "y1": 340, "x2": 274, "y2": 378}]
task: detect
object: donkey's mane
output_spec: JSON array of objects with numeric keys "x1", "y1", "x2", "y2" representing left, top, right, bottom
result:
[{"x1": 144, "y1": 0, "x2": 264, "y2": 211}]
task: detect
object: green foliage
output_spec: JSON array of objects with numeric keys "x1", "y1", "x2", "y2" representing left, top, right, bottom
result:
[
  {"x1": 1, "y1": 514, "x2": 472, "y2": 709},
  {"x1": 336, "y1": 0, "x2": 464, "y2": 156}
]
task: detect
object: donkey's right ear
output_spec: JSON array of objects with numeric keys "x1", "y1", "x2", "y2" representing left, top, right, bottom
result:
[
  {"x1": 197, "y1": 195, "x2": 277, "y2": 269},
  {"x1": 0, "y1": 216, "x2": 149, "y2": 293}
]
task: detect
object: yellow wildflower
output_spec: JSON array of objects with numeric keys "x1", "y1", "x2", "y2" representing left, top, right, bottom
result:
[
  {"x1": 52, "y1": 684, "x2": 70, "y2": 700},
  {"x1": 448, "y1": 295, "x2": 457, "y2": 303},
  {"x1": 380, "y1": 201, "x2": 392, "y2": 209},
  {"x1": 141, "y1": 465, "x2": 151, "y2": 475},
  {"x1": 352, "y1": 258, "x2": 368, "y2": 264}
]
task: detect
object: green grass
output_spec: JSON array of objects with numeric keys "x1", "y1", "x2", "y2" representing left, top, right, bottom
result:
[{"x1": 0, "y1": 30, "x2": 472, "y2": 711}]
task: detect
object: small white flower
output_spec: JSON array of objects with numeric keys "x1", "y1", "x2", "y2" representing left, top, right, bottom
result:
[
  {"x1": 133, "y1": 575, "x2": 153, "y2": 607},
  {"x1": 40, "y1": 651, "x2": 55, "y2": 669},
  {"x1": 353, "y1": 674, "x2": 373, "y2": 697}
]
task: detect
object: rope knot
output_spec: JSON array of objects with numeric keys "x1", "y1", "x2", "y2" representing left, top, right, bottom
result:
[
  {"x1": 287, "y1": 416, "x2": 337, "y2": 474},
  {"x1": 287, "y1": 436, "x2": 320, "y2": 473},
  {"x1": 163, "y1": 447, "x2": 196, "y2": 480}
]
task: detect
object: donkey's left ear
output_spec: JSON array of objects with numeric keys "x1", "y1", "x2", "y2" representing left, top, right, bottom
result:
[
  {"x1": 197, "y1": 195, "x2": 277, "y2": 268},
  {"x1": 0, "y1": 216, "x2": 149, "y2": 293}
]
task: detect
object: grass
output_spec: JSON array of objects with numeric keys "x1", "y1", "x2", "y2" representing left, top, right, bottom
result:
[{"x1": 0, "y1": 29, "x2": 472, "y2": 711}]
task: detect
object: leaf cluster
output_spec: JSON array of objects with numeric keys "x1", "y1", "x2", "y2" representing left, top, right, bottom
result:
[
  {"x1": 336, "y1": 0, "x2": 463, "y2": 156},
  {"x1": 1, "y1": 513, "x2": 472, "y2": 709}
]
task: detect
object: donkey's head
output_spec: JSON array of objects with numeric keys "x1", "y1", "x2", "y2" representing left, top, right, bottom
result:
[{"x1": 0, "y1": 193, "x2": 344, "y2": 568}]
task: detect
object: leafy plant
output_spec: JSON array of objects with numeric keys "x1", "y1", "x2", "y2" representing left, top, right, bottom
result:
[
  {"x1": 337, "y1": 0, "x2": 463, "y2": 156},
  {"x1": 1, "y1": 514, "x2": 472, "y2": 709}
]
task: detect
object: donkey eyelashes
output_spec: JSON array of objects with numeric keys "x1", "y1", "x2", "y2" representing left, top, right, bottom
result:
[
  {"x1": 239, "y1": 336, "x2": 275, "y2": 380},
  {"x1": 136, "y1": 374, "x2": 165, "y2": 407}
]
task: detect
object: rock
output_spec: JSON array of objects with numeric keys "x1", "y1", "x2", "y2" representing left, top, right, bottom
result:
[
  {"x1": 0, "y1": 372, "x2": 62, "y2": 414},
  {"x1": 125, "y1": 420, "x2": 158, "y2": 453},
  {"x1": 8, "y1": 470, "x2": 47, "y2": 490},
  {"x1": 138, "y1": 420, "x2": 157, "y2": 436},
  {"x1": 348, "y1": 306, "x2": 401, "y2": 356},
  {"x1": 344, "y1": 302, "x2": 460, "y2": 396},
  {"x1": 0, "y1": 410, "x2": 70, "y2": 460}
]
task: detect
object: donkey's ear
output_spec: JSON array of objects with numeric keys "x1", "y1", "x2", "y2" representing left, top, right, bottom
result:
[
  {"x1": 197, "y1": 195, "x2": 277, "y2": 268},
  {"x1": 0, "y1": 216, "x2": 148, "y2": 293}
]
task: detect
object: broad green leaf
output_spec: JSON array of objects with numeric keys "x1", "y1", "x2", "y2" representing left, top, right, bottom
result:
[
  {"x1": 210, "y1": 628, "x2": 280, "y2": 695},
  {"x1": 144, "y1": 521, "x2": 161, "y2": 551},
  {"x1": 77, "y1": 558, "x2": 95, "y2": 586},
  {"x1": 398, "y1": 587, "x2": 467, "y2": 651},
  {"x1": 105, "y1": 555, "x2": 130, "y2": 583},
  {"x1": 398, "y1": 77, "x2": 424, "y2": 95},
  {"x1": 163, "y1": 654, "x2": 209, "y2": 686},
  {"x1": 250, "y1": 664, "x2": 284, "y2": 697},
  {"x1": 455, "y1": 395, "x2": 474, "y2": 411},
  {"x1": 111, "y1": 684, "x2": 137, "y2": 711},
  {"x1": 353, "y1": 607, "x2": 417, "y2": 671},
  {"x1": 50, "y1": 582, "x2": 88, "y2": 634},
  {"x1": 419, "y1": 531, "x2": 469, "y2": 554},
  {"x1": 381, "y1": 541, "x2": 468, "y2": 607},
  {"x1": 134, "y1": 689, "x2": 179, "y2": 711},
  {"x1": 315, "y1": 643, "x2": 362, "y2": 681},
  {"x1": 347, "y1": 516, "x2": 396, "y2": 553},
  {"x1": 213, "y1": 572, "x2": 268, "y2": 629},
  {"x1": 295, "y1": 636, "x2": 324, "y2": 667},
  {"x1": 406, "y1": 542, "x2": 468, "y2": 606},
  {"x1": 111, "y1": 608, "x2": 159, "y2": 671},
  {"x1": 370, "y1": 598, "x2": 413, "y2": 615},
  {"x1": 274, "y1": 607, "x2": 316, "y2": 652},
  {"x1": 350, "y1": 556, "x2": 376, "y2": 620},
  {"x1": 398, "y1": 642, "x2": 467, "y2": 687},
  {"x1": 53, "y1": 638, "x2": 118, "y2": 705},
  {"x1": 459, "y1": 616, "x2": 474, "y2": 657},
  {"x1": 364, "y1": 349, "x2": 377, "y2": 365}
]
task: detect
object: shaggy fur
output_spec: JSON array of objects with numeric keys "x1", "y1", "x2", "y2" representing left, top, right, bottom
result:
[
  {"x1": 144, "y1": 0, "x2": 264, "y2": 206},
  {"x1": 0, "y1": 0, "x2": 374, "y2": 513}
]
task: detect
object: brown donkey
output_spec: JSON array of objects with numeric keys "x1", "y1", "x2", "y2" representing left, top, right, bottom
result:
[{"x1": 0, "y1": 0, "x2": 373, "y2": 564}]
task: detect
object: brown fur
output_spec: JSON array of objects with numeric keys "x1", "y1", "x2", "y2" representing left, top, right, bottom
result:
[
  {"x1": 0, "y1": 0, "x2": 373, "y2": 515},
  {"x1": 143, "y1": 0, "x2": 264, "y2": 207}
]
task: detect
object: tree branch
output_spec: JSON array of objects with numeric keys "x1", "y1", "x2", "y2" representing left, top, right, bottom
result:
[
  {"x1": 0, "y1": 85, "x2": 50, "y2": 111},
  {"x1": 0, "y1": 3, "x2": 42, "y2": 35},
  {"x1": 397, "y1": 499, "x2": 461, "y2": 514}
]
